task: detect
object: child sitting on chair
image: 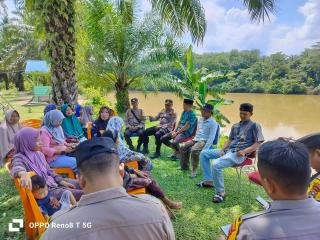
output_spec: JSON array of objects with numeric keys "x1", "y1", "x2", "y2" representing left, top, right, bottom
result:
[{"x1": 31, "y1": 175, "x2": 77, "y2": 219}]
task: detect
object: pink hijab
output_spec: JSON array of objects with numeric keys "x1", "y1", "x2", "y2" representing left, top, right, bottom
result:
[
  {"x1": 14, "y1": 127, "x2": 57, "y2": 187},
  {"x1": 0, "y1": 109, "x2": 21, "y2": 164}
]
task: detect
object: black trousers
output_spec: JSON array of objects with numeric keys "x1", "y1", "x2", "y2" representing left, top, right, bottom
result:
[
  {"x1": 141, "y1": 126, "x2": 169, "y2": 153},
  {"x1": 124, "y1": 128, "x2": 144, "y2": 147}
]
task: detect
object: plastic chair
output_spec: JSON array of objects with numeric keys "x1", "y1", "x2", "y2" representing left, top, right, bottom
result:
[
  {"x1": 21, "y1": 119, "x2": 42, "y2": 129},
  {"x1": 52, "y1": 168, "x2": 76, "y2": 179},
  {"x1": 233, "y1": 151, "x2": 257, "y2": 190},
  {"x1": 126, "y1": 161, "x2": 139, "y2": 169},
  {"x1": 14, "y1": 172, "x2": 47, "y2": 240},
  {"x1": 125, "y1": 161, "x2": 146, "y2": 194},
  {"x1": 247, "y1": 171, "x2": 262, "y2": 186}
]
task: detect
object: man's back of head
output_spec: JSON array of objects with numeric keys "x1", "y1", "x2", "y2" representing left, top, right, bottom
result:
[{"x1": 258, "y1": 139, "x2": 311, "y2": 200}]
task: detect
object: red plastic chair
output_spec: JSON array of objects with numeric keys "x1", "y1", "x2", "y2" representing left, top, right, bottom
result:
[
  {"x1": 248, "y1": 171, "x2": 262, "y2": 186},
  {"x1": 233, "y1": 151, "x2": 257, "y2": 190}
]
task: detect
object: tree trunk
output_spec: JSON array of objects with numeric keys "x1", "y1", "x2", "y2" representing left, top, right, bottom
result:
[
  {"x1": 44, "y1": 0, "x2": 77, "y2": 105},
  {"x1": 115, "y1": 79, "x2": 130, "y2": 114}
]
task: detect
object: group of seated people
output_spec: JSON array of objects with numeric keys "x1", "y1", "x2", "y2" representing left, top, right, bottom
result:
[{"x1": 1, "y1": 98, "x2": 320, "y2": 239}]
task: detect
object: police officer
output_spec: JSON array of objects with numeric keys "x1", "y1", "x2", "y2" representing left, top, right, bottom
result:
[{"x1": 42, "y1": 137, "x2": 174, "y2": 240}]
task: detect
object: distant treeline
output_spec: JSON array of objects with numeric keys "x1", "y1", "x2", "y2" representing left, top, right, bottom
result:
[{"x1": 194, "y1": 44, "x2": 320, "y2": 95}]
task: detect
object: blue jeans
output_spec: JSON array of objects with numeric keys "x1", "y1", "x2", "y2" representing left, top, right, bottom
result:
[
  {"x1": 49, "y1": 155, "x2": 77, "y2": 172},
  {"x1": 200, "y1": 148, "x2": 221, "y2": 181},
  {"x1": 200, "y1": 149, "x2": 245, "y2": 193}
]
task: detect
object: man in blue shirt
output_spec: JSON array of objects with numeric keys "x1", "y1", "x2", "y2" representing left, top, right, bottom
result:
[
  {"x1": 179, "y1": 103, "x2": 219, "y2": 178},
  {"x1": 161, "y1": 98, "x2": 197, "y2": 160},
  {"x1": 198, "y1": 103, "x2": 264, "y2": 203}
]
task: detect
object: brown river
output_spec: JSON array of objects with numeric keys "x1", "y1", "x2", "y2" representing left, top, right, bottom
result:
[{"x1": 106, "y1": 92, "x2": 320, "y2": 140}]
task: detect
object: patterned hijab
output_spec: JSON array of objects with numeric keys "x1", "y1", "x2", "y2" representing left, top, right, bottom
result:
[
  {"x1": 0, "y1": 109, "x2": 22, "y2": 162},
  {"x1": 14, "y1": 127, "x2": 57, "y2": 187},
  {"x1": 42, "y1": 109, "x2": 65, "y2": 144}
]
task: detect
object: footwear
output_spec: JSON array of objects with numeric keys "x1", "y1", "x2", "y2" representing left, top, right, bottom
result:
[
  {"x1": 169, "y1": 155, "x2": 179, "y2": 161},
  {"x1": 151, "y1": 152, "x2": 161, "y2": 159},
  {"x1": 196, "y1": 181, "x2": 214, "y2": 188},
  {"x1": 189, "y1": 172, "x2": 197, "y2": 178},
  {"x1": 212, "y1": 193, "x2": 226, "y2": 203}
]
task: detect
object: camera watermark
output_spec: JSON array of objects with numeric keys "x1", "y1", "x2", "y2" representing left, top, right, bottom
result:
[
  {"x1": 8, "y1": 219, "x2": 24, "y2": 232},
  {"x1": 8, "y1": 219, "x2": 92, "y2": 232}
]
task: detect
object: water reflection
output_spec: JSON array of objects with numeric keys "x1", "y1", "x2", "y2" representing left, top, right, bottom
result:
[{"x1": 106, "y1": 92, "x2": 320, "y2": 140}]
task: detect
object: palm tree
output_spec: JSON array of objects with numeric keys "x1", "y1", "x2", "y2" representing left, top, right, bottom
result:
[
  {"x1": 18, "y1": 0, "x2": 276, "y2": 105},
  {"x1": 79, "y1": 0, "x2": 184, "y2": 113}
]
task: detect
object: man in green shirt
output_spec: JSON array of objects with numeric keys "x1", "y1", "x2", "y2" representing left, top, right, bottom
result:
[{"x1": 161, "y1": 98, "x2": 197, "y2": 161}]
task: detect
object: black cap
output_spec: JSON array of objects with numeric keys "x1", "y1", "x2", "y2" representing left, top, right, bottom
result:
[
  {"x1": 183, "y1": 98, "x2": 194, "y2": 105},
  {"x1": 240, "y1": 103, "x2": 253, "y2": 113},
  {"x1": 165, "y1": 99, "x2": 173, "y2": 105},
  {"x1": 131, "y1": 98, "x2": 138, "y2": 103},
  {"x1": 75, "y1": 137, "x2": 118, "y2": 167},
  {"x1": 202, "y1": 103, "x2": 213, "y2": 113}
]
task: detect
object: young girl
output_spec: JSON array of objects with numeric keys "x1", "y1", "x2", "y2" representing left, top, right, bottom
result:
[
  {"x1": 298, "y1": 133, "x2": 320, "y2": 201},
  {"x1": 93, "y1": 106, "x2": 111, "y2": 137}
]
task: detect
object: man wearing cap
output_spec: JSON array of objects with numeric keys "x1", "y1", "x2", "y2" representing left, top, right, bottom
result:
[
  {"x1": 42, "y1": 137, "x2": 175, "y2": 240},
  {"x1": 198, "y1": 103, "x2": 264, "y2": 203},
  {"x1": 179, "y1": 103, "x2": 219, "y2": 178},
  {"x1": 124, "y1": 98, "x2": 146, "y2": 151},
  {"x1": 140, "y1": 99, "x2": 177, "y2": 158},
  {"x1": 161, "y1": 98, "x2": 197, "y2": 161}
]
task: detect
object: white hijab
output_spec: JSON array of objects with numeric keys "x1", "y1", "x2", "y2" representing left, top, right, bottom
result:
[{"x1": 0, "y1": 109, "x2": 21, "y2": 163}]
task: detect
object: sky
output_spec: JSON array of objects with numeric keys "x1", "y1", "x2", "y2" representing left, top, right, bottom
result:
[{"x1": 4, "y1": 0, "x2": 320, "y2": 55}]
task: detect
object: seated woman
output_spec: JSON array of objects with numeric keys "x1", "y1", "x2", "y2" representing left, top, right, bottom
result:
[
  {"x1": 104, "y1": 129, "x2": 182, "y2": 210},
  {"x1": 43, "y1": 104, "x2": 57, "y2": 116},
  {"x1": 80, "y1": 106, "x2": 95, "y2": 138},
  {"x1": 74, "y1": 103, "x2": 83, "y2": 118},
  {"x1": 40, "y1": 110, "x2": 78, "y2": 172},
  {"x1": 61, "y1": 104, "x2": 86, "y2": 142},
  {"x1": 11, "y1": 127, "x2": 83, "y2": 200},
  {"x1": 105, "y1": 117, "x2": 152, "y2": 171},
  {"x1": 92, "y1": 106, "x2": 111, "y2": 137},
  {"x1": 0, "y1": 109, "x2": 21, "y2": 167}
]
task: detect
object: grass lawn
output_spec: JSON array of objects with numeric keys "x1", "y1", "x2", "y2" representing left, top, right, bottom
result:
[{"x1": 0, "y1": 93, "x2": 268, "y2": 240}]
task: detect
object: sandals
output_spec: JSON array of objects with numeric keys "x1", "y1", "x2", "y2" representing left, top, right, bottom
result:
[
  {"x1": 196, "y1": 181, "x2": 214, "y2": 188},
  {"x1": 212, "y1": 193, "x2": 226, "y2": 203}
]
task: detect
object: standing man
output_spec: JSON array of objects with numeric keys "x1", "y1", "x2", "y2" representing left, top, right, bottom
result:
[
  {"x1": 41, "y1": 137, "x2": 175, "y2": 240},
  {"x1": 141, "y1": 99, "x2": 177, "y2": 158},
  {"x1": 161, "y1": 98, "x2": 197, "y2": 161},
  {"x1": 124, "y1": 98, "x2": 146, "y2": 151},
  {"x1": 198, "y1": 103, "x2": 264, "y2": 203},
  {"x1": 179, "y1": 103, "x2": 219, "y2": 178}
]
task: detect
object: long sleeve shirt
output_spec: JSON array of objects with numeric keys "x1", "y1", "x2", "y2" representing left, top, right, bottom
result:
[{"x1": 194, "y1": 117, "x2": 219, "y2": 150}]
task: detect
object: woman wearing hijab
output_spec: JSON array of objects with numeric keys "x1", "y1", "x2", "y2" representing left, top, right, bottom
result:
[
  {"x1": 60, "y1": 104, "x2": 86, "y2": 142},
  {"x1": 43, "y1": 104, "x2": 57, "y2": 116},
  {"x1": 74, "y1": 104, "x2": 83, "y2": 118},
  {"x1": 11, "y1": 127, "x2": 83, "y2": 200},
  {"x1": 106, "y1": 116, "x2": 152, "y2": 171},
  {"x1": 92, "y1": 106, "x2": 111, "y2": 137},
  {"x1": 0, "y1": 109, "x2": 21, "y2": 166},
  {"x1": 40, "y1": 110, "x2": 77, "y2": 171},
  {"x1": 80, "y1": 105, "x2": 94, "y2": 128}
]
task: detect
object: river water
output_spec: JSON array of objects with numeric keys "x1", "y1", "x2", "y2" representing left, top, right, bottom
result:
[{"x1": 106, "y1": 92, "x2": 320, "y2": 140}]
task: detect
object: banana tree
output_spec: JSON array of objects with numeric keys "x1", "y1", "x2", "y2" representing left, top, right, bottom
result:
[{"x1": 166, "y1": 45, "x2": 233, "y2": 126}]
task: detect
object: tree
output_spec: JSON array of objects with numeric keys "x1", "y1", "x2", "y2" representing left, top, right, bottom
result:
[
  {"x1": 79, "y1": 0, "x2": 183, "y2": 113},
  {"x1": 164, "y1": 45, "x2": 233, "y2": 126}
]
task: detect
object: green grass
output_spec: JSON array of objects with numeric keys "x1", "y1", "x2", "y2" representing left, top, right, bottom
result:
[{"x1": 0, "y1": 93, "x2": 268, "y2": 240}]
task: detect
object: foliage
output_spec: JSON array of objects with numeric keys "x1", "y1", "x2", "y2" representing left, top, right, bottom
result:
[
  {"x1": 23, "y1": 72, "x2": 51, "y2": 91},
  {"x1": 195, "y1": 45, "x2": 320, "y2": 95},
  {"x1": 164, "y1": 45, "x2": 233, "y2": 126},
  {"x1": 78, "y1": 0, "x2": 185, "y2": 113},
  {"x1": 81, "y1": 87, "x2": 113, "y2": 117}
]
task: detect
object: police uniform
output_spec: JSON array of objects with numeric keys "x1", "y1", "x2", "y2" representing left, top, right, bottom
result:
[
  {"x1": 232, "y1": 198, "x2": 320, "y2": 240},
  {"x1": 41, "y1": 137, "x2": 175, "y2": 240}
]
